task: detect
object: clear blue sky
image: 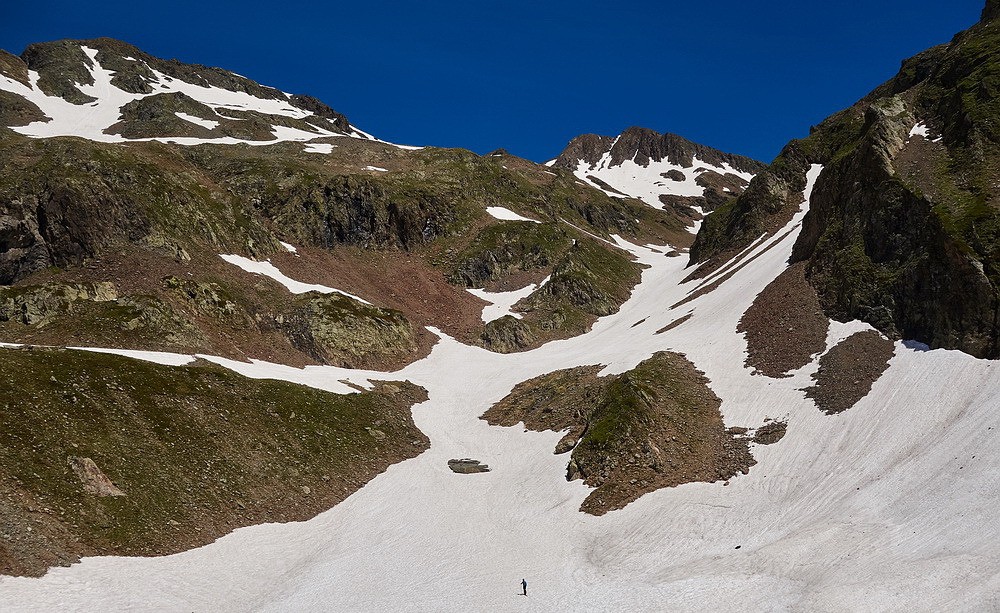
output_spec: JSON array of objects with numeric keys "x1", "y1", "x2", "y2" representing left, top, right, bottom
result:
[{"x1": 0, "y1": 1, "x2": 986, "y2": 163}]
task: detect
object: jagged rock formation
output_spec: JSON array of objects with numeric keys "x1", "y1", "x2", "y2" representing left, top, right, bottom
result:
[
  {"x1": 1, "y1": 37, "x2": 357, "y2": 141},
  {"x1": 552, "y1": 127, "x2": 766, "y2": 230},
  {"x1": 693, "y1": 7, "x2": 1000, "y2": 358},
  {"x1": 554, "y1": 127, "x2": 763, "y2": 175}
]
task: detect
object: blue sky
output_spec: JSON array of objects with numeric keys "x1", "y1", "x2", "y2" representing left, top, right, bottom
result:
[{"x1": 0, "y1": 1, "x2": 986, "y2": 162}]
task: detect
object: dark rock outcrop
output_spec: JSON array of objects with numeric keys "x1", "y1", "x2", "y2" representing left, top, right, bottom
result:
[
  {"x1": 693, "y1": 4, "x2": 1000, "y2": 358},
  {"x1": 553, "y1": 126, "x2": 765, "y2": 175}
]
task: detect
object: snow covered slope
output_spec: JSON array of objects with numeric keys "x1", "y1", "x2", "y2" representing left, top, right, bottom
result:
[
  {"x1": 2, "y1": 162, "x2": 999, "y2": 612},
  {"x1": 0, "y1": 38, "x2": 398, "y2": 148},
  {"x1": 551, "y1": 127, "x2": 766, "y2": 217}
]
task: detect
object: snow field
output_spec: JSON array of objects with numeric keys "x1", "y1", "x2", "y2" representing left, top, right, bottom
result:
[
  {"x1": 1, "y1": 165, "x2": 999, "y2": 611},
  {"x1": 570, "y1": 148, "x2": 755, "y2": 214}
]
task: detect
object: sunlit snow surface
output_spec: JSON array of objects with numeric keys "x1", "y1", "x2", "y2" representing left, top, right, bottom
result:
[
  {"x1": 569, "y1": 140, "x2": 755, "y2": 212},
  {"x1": 909, "y1": 121, "x2": 943, "y2": 143},
  {"x1": 219, "y1": 254, "x2": 370, "y2": 304},
  {"x1": 467, "y1": 276, "x2": 550, "y2": 323},
  {"x1": 0, "y1": 45, "x2": 424, "y2": 149},
  {"x1": 485, "y1": 206, "x2": 541, "y2": 223},
  {"x1": 3, "y1": 160, "x2": 1000, "y2": 613}
]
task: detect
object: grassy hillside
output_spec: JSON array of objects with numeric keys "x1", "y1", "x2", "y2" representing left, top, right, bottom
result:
[{"x1": 0, "y1": 346, "x2": 428, "y2": 577}]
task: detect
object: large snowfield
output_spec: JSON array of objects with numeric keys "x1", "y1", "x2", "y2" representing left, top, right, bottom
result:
[{"x1": 2, "y1": 164, "x2": 999, "y2": 612}]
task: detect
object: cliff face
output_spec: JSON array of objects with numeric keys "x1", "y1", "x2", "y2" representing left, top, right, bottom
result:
[{"x1": 692, "y1": 7, "x2": 1000, "y2": 357}]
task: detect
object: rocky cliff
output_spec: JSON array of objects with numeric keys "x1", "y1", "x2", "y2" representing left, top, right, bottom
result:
[{"x1": 692, "y1": 5, "x2": 1000, "y2": 357}]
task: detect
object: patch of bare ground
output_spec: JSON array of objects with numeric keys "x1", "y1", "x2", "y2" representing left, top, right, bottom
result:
[
  {"x1": 752, "y1": 420, "x2": 788, "y2": 445},
  {"x1": 737, "y1": 262, "x2": 829, "y2": 377},
  {"x1": 0, "y1": 346, "x2": 429, "y2": 577},
  {"x1": 270, "y1": 244, "x2": 487, "y2": 348},
  {"x1": 805, "y1": 330, "x2": 895, "y2": 414},
  {"x1": 483, "y1": 352, "x2": 756, "y2": 516}
]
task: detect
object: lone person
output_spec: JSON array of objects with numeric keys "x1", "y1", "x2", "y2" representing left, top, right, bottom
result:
[{"x1": 522, "y1": 578, "x2": 528, "y2": 596}]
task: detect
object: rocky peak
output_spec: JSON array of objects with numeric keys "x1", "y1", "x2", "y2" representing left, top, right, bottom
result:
[
  {"x1": 551, "y1": 133, "x2": 615, "y2": 169},
  {"x1": 553, "y1": 126, "x2": 764, "y2": 175}
]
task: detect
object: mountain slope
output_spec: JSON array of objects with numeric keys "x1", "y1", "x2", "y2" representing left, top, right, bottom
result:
[
  {"x1": 552, "y1": 127, "x2": 765, "y2": 238},
  {"x1": 692, "y1": 6, "x2": 1000, "y2": 358},
  {"x1": 0, "y1": 38, "x2": 366, "y2": 145},
  {"x1": 0, "y1": 39, "x2": 700, "y2": 364}
]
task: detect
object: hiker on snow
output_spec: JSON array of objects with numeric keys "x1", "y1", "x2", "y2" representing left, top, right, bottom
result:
[{"x1": 522, "y1": 578, "x2": 527, "y2": 596}]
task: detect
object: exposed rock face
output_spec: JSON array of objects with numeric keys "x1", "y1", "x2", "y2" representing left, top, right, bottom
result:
[
  {"x1": 693, "y1": 8, "x2": 1000, "y2": 358},
  {"x1": 553, "y1": 126, "x2": 764, "y2": 175},
  {"x1": 0, "y1": 282, "x2": 118, "y2": 325},
  {"x1": 447, "y1": 459, "x2": 490, "y2": 474},
  {"x1": 481, "y1": 316, "x2": 537, "y2": 353},
  {"x1": 68, "y1": 457, "x2": 126, "y2": 497},
  {"x1": 285, "y1": 293, "x2": 418, "y2": 368},
  {"x1": 20, "y1": 40, "x2": 98, "y2": 104}
]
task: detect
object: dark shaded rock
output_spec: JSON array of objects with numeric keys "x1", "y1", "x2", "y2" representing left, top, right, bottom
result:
[
  {"x1": 984, "y1": 0, "x2": 1000, "y2": 22},
  {"x1": 0, "y1": 91, "x2": 49, "y2": 127},
  {"x1": 664, "y1": 169, "x2": 686, "y2": 182}
]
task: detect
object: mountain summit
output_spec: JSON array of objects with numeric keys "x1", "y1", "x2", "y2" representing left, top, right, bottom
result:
[
  {"x1": 552, "y1": 126, "x2": 765, "y2": 220},
  {"x1": 0, "y1": 37, "x2": 371, "y2": 144}
]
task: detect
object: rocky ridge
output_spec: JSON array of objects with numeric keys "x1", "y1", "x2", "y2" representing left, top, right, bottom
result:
[{"x1": 692, "y1": 6, "x2": 1000, "y2": 358}]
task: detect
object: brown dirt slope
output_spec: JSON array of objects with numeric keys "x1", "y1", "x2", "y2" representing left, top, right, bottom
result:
[
  {"x1": 805, "y1": 330, "x2": 896, "y2": 414},
  {"x1": 738, "y1": 262, "x2": 829, "y2": 378}
]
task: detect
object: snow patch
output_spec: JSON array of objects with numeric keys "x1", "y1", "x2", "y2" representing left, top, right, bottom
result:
[
  {"x1": 486, "y1": 206, "x2": 540, "y2": 224},
  {"x1": 175, "y1": 112, "x2": 219, "y2": 130},
  {"x1": 302, "y1": 143, "x2": 335, "y2": 154},
  {"x1": 219, "y1": 254, "x2": 370, "y2": 304},
  {"x1": 467, "y1": 276, "x2": 550, "y2": 323}
]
